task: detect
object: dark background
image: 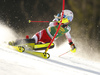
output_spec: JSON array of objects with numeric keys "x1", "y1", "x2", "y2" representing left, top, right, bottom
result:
[{"x1": 0, "y1": 0, "x2": 100, "y2": 61}]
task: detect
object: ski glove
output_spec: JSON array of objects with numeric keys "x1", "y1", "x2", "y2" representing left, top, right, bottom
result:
[{"x1": 69, "y1": 42, "x2": 76, "y2": 53}]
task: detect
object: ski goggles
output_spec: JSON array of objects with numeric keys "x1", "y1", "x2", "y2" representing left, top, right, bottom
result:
[{"x1": 57, "y1": 13, "x2": 68, "y2": 18}]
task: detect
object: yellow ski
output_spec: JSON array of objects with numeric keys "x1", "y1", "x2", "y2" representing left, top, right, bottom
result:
[
  {"x1": 34, "y1": 43, "x2": 54, "y2": 50},
  {"x1": 8, "y1": 45, "x2": 25, "y2": 52},
  {"x1": 7, "y1": 43, "x2": 50, "y2": 59},
  {"x1": 25, "y1": 50, "x2": 50, "y2": 59}
]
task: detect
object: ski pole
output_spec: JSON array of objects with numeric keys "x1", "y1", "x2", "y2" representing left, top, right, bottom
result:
[
  {"x1": 28, "y1": 20, "x2": 49, "y2": 23},
  {"x1": 45, "y1": 0, "x2": 65, "y2": 53},
  {"x1": 59, "y1": 48, "x2": 76, "y2": 57},
  {"x1": 59, "y1": 50, "x2": 70, "y2": 57}
]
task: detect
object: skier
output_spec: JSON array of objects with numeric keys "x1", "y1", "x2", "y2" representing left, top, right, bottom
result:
[
  {"x1": 32, "y1": 9, "x2": 76, "y2": 51},
  {"x1": 9, "y1": 9, "x2": 76, "y2": 51}
]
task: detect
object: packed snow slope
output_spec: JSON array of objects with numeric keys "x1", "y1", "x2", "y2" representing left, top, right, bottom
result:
[
  {"x1": 0, "y1": 44, "x2": 100, "y2": 75},
  {"x1": 0, "y1": 20, "x2": 100, "y2": 75}
]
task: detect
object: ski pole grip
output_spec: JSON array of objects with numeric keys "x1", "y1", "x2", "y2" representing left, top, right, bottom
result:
[{"x1": 29, "y1": 20, "x2": 31, "y2": 23}]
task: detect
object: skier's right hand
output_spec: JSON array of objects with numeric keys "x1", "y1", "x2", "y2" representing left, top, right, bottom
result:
[
  {"x1": 69, "y1": 42, "x2": 76, "y2": 53},
  {"x1": 71, "y1": 43, "x2": 76, "y2": 50}
]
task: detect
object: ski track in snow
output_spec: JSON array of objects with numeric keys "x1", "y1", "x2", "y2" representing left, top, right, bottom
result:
[{"x1": 0, "y1": 46, "x2": 100, "y2": 75}]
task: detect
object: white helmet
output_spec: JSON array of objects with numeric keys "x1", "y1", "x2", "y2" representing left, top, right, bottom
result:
[{"x1": 61, "y1": 10, "x2": 74, "y2": 21}]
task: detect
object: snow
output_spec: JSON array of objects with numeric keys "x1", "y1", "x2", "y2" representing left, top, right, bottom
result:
[
  {"x1": 0, "y1": 22, "x2": 100, "y2": 75},
  {"x1": 0, "y1": 45, "x2": 100, "y2": 75},
  {"x1": 0, "y1": 23, "x2": 17, "y2": 43}
]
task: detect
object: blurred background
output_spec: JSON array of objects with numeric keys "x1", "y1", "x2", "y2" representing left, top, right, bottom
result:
[{"x1": 0, "y1": 0, "x2": 100, "y2": 62}]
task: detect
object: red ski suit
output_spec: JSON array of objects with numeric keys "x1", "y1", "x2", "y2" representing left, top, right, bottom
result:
[{"x1": 32, "y1": 18, "x2": 72, "y2": 44}]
